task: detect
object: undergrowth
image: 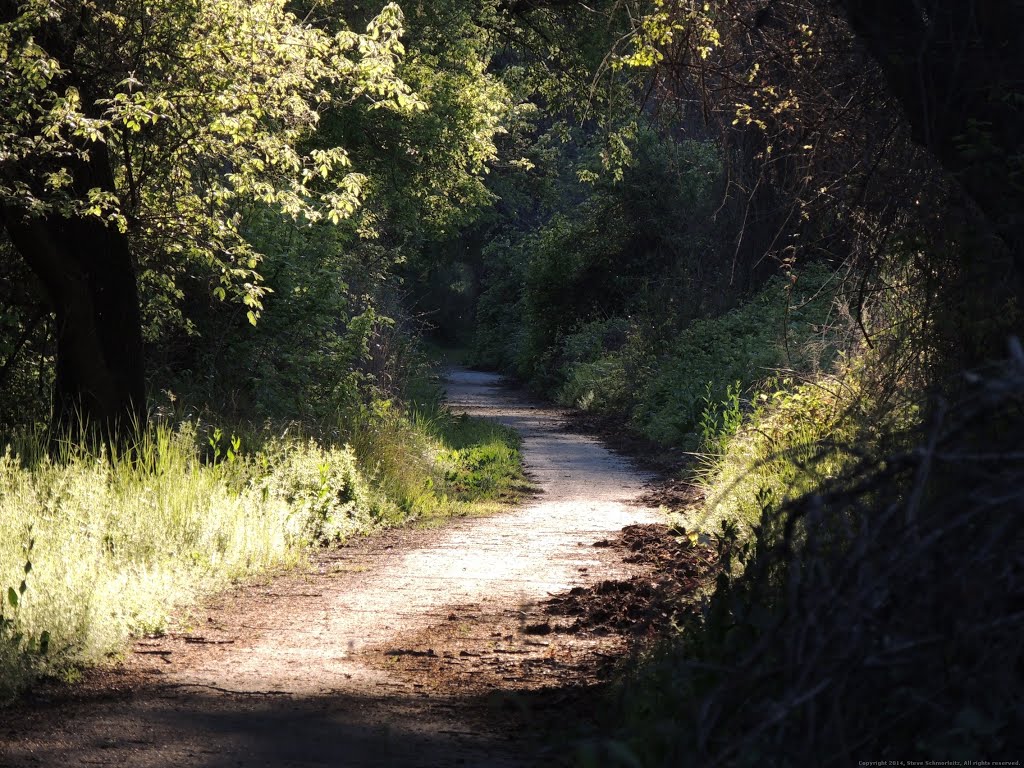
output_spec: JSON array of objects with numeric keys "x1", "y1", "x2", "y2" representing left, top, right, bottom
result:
[
  {"x1": 696, "y1": 352, "x2": 921, "y2": 532},
  {"x1": 554, "y1": 263, "x2": 842, "y2": 449},
  {"x1": 340, "y1": 400, "x2": 529, "y2": 520},
  {"x1": 0, "y1": 403, "x2": 527, "y2": 701},
  {"x1": 565, "y1": 256, "x2": 1024, "y2": 764},
  {"x1": 570, "y1": 252, "x2": 1018, "y2": 764},
  {"x1": 581, "y1": 347, "x2": 1023, "y2": 765},
  {"x1": 631, "y1": 265, "x2": 840, "y2": 446}
]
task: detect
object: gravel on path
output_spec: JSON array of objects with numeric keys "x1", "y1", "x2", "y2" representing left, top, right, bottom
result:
[{"x1": 0, "y1": 369, "x2": 663, "y2": 768}]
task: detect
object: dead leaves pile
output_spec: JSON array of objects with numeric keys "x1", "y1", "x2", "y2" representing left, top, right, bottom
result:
[{"x1": 545, "y1": 524, "x2": 720, "y2": 640}]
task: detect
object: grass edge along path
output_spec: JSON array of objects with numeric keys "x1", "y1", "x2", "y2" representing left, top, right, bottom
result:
[{"x1": 0, "y1": 406, "x2": 529, "y2": 703}]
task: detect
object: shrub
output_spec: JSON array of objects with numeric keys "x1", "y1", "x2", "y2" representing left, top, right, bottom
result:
[
  {"x1": 258, "y1": 440, "x2": 387, "y2": 543},
  {"x1": 596, "y1": 349, "x2": 1023, "y2": 765},
  {"x1": 557, "y1": 317, "x2": 634, "y2": 412},
  {"x1": 631, "y1": 263, "x2": 839, "y2": 447}
]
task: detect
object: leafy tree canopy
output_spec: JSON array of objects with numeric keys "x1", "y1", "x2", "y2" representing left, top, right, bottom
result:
[{"x1": 1, "y1": 0, "x2": 421, "y2": 319}]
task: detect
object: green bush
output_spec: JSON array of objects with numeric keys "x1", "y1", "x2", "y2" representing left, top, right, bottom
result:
[
  {"x1": 632, "y1": 264, "x2": 838, "y2": 446},
  {"x1": 259, "y1": 440, "x2": 386, "y2": 544},
  {"x1": 557, "y1": 317, "x2": 633, "y2": 412},
  {"x1": 560, "y1": 355, "x2": 630, "y2": 412}
]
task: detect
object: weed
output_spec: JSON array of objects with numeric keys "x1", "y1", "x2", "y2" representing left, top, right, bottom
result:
[
  {"x1": 0, "y1": 403, "x2": 528, "y2": 700},
  {"x1": 0, "y1": 530, "x2": 53, "y2": 699},
  {"x1": 697, "y1": 380, "x2": 743, "y2": 455}
]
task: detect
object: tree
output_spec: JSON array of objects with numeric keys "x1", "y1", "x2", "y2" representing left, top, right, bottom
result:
[
  {"x1": 834, "y1": 0, "x2": 1024, "y2": 316},
  {"x1": 0, "y1": 0, "x2": 418, "y2": 445}
]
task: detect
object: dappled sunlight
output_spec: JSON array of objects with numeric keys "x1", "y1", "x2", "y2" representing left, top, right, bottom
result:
[
  {"x1": 172, "y1": 369, "x2": 661, "y2": 697},
  {"x1": 1, "y1": 370, "x2": 662, "y2": 766}
]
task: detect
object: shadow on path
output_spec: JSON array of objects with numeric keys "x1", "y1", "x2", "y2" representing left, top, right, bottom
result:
[{"x1": 1, "y1": 368, "x2": 661, "y2": 767}]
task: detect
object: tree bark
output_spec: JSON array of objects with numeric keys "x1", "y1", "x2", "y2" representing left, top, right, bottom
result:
[
  {"x1": 1, "y1": 147, "x2": 147, "y2": 449},
  {"x1": 835, "y1": 0, "x2": 1024, "y2": 317},
  {"x1": 0, "y1": 0, "x2": 147, "y2": 450}
]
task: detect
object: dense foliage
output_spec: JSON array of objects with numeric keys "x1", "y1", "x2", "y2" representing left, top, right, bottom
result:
[{"x1": 2, "y1": 0, "x2": 1021, "y2": 761}]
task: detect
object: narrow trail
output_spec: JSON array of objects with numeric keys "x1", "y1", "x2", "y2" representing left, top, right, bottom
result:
[{"x1": 1, "y1": 369, "x2": 663, "y2": 768}]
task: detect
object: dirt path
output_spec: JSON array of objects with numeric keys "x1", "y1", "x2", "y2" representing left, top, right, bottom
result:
[{"x1": 0, "y1": 369, "x2": 664, "y2": 767}]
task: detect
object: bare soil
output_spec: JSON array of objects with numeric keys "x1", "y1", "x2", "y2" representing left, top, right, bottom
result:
[{"x1": 0, "y1": 369, "x2": 713, "y2": 768}]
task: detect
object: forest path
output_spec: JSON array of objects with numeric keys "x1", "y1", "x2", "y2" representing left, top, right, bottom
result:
[{"x1": 1, "y1": 369, "x2": 662, "y2": 767}]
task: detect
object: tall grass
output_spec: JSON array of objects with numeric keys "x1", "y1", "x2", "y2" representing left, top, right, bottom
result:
[
  {"x1": 339, "y1": 400, "x2": 530, "y2": 518},
  {"x1": 696, "y1": 334, "x2": 924, "y2": 533},
  {"x1": 697, "y1": 376, "x2": 854, "y2": 532},
  {"x1": 0, "y1": 405, "x2": 528, "y2": 701},
  {"x1": 0, "y1": 425, "x2": 368, "y2": 698}
]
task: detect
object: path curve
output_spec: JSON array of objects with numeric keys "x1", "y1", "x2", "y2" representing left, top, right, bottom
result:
[{"x1": 0, "y1": 369, "x2": 662, "y2": 767}]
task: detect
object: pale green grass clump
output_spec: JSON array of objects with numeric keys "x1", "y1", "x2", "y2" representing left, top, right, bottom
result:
[
  {"x1": 698, "y1": 353, "x2": 921, "y2": 532},
  {"x1": 698, "y1": 378, "x2": 852, "y2": 532},
  {"x1": 342, "y1": 401, "x2": 531, "y2": 519},
  {"x1": 0, "y1": 425, "x2": 385, "y2": 700},
  {"x1": 0, "y1": 406, "x2": 528, "y2": 701}
]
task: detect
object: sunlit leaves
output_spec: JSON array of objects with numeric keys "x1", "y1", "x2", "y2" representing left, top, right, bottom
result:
[
  {"x1": 0, "y1": 0, "x2": 420, "y2": 318},
  {"x1": 614, "y1": 0, "x2": 720, "y2": 71}
]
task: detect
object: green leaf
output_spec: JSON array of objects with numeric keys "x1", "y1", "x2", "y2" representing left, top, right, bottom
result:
[{"x1": 7, "y1": 587, "x2": 18, "y2": 608}]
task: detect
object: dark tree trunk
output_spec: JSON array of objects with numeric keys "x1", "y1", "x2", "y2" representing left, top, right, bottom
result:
[
  {"x1": 1, "y1": 147, "x2": 147, "y2": 450},
  {"x1": 835, "y1": 0, "x2": 1024, "y2": 324}
]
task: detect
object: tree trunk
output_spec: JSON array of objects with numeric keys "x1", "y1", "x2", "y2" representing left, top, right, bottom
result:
[
  {"x1": 1, "y1": 180, "x2": 147, "y2": 450},
  {"x1": 836, "y1": 0, "x2": 1024, "y2": 328}
]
